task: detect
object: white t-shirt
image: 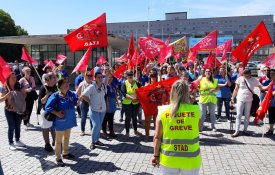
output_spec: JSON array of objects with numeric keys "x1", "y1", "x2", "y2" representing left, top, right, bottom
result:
[
  {"x1": 235, "y1": 76, "x2": 260, "y2": 102},
  {"x1": 83, "y1": 83, "x2": 107, "y2": 112}
]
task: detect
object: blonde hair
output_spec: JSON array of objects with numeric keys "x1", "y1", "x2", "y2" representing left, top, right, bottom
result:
[{"x1": 170, "y1": 80, "x2": 190, "y2": 118}]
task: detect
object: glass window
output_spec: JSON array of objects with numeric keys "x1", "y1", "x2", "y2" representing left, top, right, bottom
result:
[
  {"x1": 57, "y1": 45, "x2": 66, "y2": 52},
  {"x1": 39, "y1": 45, "x2": 48, "y2": 51},
  {"x1": 31, "y1": 45, "x2": 39, "y2": 52}
]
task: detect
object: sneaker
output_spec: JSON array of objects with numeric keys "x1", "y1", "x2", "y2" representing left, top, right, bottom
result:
[
  {"x1": 9, "y1": 144, "x2": 17, "y2": 151},
  {"x1": 80, "y1": 132, "x2": 85, "y2": 136},
  {"x1": 90, "y1": 143, "x2": 96, "y2": 150},
  {"x1": 45, "y1": 144, "x2": 54, "y2": 152},
  {"x1": 15, "y1": 140, "x2": 26, "y2": 147},
  {"x1": 95, "y1": 141, "x2": 104, "y2": 146},
  {"x1": 119, "y1": 118, "x2": 123, "y2": 122},
  {"x1": 231, "y1": 132, "x2": 240, "y2": 138},
  {"x1": 56, "y1": 159, "x2": 65, "y2": 167},
  {"x1": 63, "y1": 153, "x2": 75, "y2": 160},
  {"x1": 265, "y1": 130, "x2": 274, "y2": 136},
  {"x1": 134, "y1": 131, "x2": 142, "y2": 136}
]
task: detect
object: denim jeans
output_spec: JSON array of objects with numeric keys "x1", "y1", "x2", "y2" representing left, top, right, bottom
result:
[
  {"x1": 80, "y1": 101, "x2": 92, "y2": 132},
  {"x1": 217, "y1": 97, "x2": 230, "y2": 120},
  {"x1": 235, "y1": 101, "x2": 252, "y2": 132},
  {"x1": 90, "y1": 109, "x2": 105, "y2": 143},
  {"x1": 199, "y1": 102, "x2": 216, "y2": 129},
  {"x1": 5, "y1": 109, "x2": 22, "y2": 144}
]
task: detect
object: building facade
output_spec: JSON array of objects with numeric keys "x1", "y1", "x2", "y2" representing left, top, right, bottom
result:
[{"x1": 107, "y1": 12, "x2": 274, "y2": 60}]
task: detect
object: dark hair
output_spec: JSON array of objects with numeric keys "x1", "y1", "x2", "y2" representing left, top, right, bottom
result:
[
  {"x1": 57, "y1": 78, "x2": 68, "y2": 89},
  {"x1": 243, "y1": 69, "x2": 251, "y2": 75},
  {"x1": 205, "y1": 69, "x2": 214, "y2": 83},
  {"x1": 149, "y1": 74, "x2": 158, "y2": 84},
  {"x1": 94, "y1": 72, "x2": 102, "y2": 78},
  {"x1": 44, "y1": 72, "x2": 54, "y2": 82},
  {"x1": 6, "y1": 72, "x2": 21, "y2": 91}
]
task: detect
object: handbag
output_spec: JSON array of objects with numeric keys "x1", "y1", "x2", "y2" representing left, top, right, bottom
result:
[
  {"x1": 44, "y1": 93, "x2": 59, "y2": 121},
  {"x1": 244, "y1": 79, "x2": 260, "y2": 117}
]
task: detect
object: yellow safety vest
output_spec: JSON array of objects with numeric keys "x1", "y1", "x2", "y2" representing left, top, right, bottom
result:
[
  {"x1": 159, "y1": 104, "x2": 201, "y2": 170},
  {"x1": 122, "y1": 80, "x2": 139, "y2": 105},
  {"x1": 199, "y1": 77, "x2": 218, "y2": 104}
]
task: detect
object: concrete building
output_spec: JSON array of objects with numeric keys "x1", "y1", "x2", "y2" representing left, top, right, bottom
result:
[{"x1": 107, "y1": 12, "x2": 274, "y2": 60}]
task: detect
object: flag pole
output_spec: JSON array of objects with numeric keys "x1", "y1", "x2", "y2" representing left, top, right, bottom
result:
[
  {"x1": 31, "y1": 64, "x2": 48, "y2": 91},
  {"x1": 261, "y1": 113, "x2": 267, "y2": 144}
]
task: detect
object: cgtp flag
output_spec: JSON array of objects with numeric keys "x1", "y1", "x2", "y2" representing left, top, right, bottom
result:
[
  {"x1": 169, "y1": 36, "x2": 188, "y2": 54},
  {"x1": 139, "y1": 36, "x2": 165, "y2": 60},
  {"x1": 56, "y1": 54, "x2": 67, "y2": 65},
  {"x1": 232, "y1": 21, "x2": 272, "y2": 67},
  {"x1": 254, "y1": 82, "x2": 274, "y2": 125},
  {"x1": 96, "y1": 55, "x2": 107, "y2": 66},
  {"x1": 0, "y1": 56, "x2": 11, "y2": 85},
  {"x1": 191, "y1": 30, "x2": 218, "y2": 52},
  {"x1": 136, "y1": 76, "x2": 178, "y2": 116},
  {"x1": 64, "y1": 13, "x2": 108, "y2": 52},
  {"x1": 262, "y1": 53, "x2": 275, "y2": 68},
  {"x1": 21, "y1": 47, "x2": 38, "y2": 64},
  {"x1": 72, "y1": 47, "x2": 92, "y2": 74}
]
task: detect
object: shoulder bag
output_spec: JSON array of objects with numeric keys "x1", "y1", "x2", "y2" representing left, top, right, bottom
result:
[{"x1": 244, "y1": 79, "x2": 260, "y2": 117}]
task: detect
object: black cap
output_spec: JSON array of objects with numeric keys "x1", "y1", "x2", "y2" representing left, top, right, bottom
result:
[{"x1": 126, "y1": 70, "x2": 134, "y2": 76}]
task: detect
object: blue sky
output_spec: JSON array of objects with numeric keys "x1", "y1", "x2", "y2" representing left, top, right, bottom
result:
[{"x1": 1, "y1": 0, "x2": 275, "y2": 35}]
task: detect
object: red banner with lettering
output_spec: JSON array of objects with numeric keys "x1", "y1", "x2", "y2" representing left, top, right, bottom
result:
[
  {"x1": 191, "y1": 30, "x2": 218, "y2": 52},
  {"x1": 138, "y1": 36, "x2": 165, "y2": 60},
  {"x1": 136, "y1": 76, "x2": 178, "y2": 117},
  {"x1": 262, "y1": 53, "x2": 275, "y2": 67},
  {"x1": 64, "y1": 13, "x2": 108, "y2": 52}
]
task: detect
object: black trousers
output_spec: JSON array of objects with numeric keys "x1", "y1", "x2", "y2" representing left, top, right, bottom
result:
[
  {"x1": 102, "y1": 112, "x2": 115, "y2": 133},
  {"x1": 24, "y1": 93, "x2": 35, "y2": 125},
  {"x1": 123, "y1": 104, "x2": 140, "y2": 133}
]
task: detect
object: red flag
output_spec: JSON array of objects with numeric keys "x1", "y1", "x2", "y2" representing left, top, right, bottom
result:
[
  {"x1": 90, "y1": 67, "x2": 95, "y2": 81},
  {"x1": 254, "y1": 82, "x2": 274, "y2": 125},
  {"x1": 114, "y1": 64, "x2": 127, "y2": 79},
  {"x1": 190, "y1": 78, "x2": 202, "y2": 91},
  {"x1": 0, "y1": 56, "x2": 11, "y2": 85},
  {"x1": 191, "y1": 30, "x2": 218, "y2": 52},
  {"x1": 117, "y1": 53, "x2": 128, "y2": 62},
  {"x1": 127, "y1": 33, "x2": 135, "y2": 59},
  {"x1": 174, "y1": 51, "x2": 183, "y2": 59},
  {"x1": 139, "y1": 36, "x2": 165, "y2": 60},
  {"x1": 232, "y1": 21, "x2": 272, "y2": 67},
  {"x1": 158, "y1": 37, "x2": 174, "y2": 64},
  {"x1": 262, "y1": 53, "x2": 275, "y2": 67},
  {"x1": 56, "y1": 54, "x2": 67, "y2": 65},
  {"x1": 136, "y1": 76, "x2": 178, "y2": 116},
  {"x1": 44, "y1": 59, "x2": 49, "y2": 64},
  {"x1": 64, "y1": 13, "x2": 108, "y2": 52},
  {"x1": 72, "y1": 47, "x2": 92, "y2": 74},
  {"x1": 43, "y1": 60, "x2": 55, "y2": 71},
  {"x1": 231, "y1": 55, "x2": 237, "y2": 63},
  {"x1": 186, "y1": 50, "x2": 197, "y2": 63},
  {"x1": 216, "y1": 39, "x2": 232, "y2": 62},
  {"x1": 204, "y1": 52, "x2": 221, "y2": 69},
  {"x1": 21, "y1": 47, "x2": 38, "y2": 64},
  {"x1": 96, "y1": 55, "x2": 107, "y2": 66},
  {"x1": 131, "y1": 48, "x2": 139, "y2": 66}
]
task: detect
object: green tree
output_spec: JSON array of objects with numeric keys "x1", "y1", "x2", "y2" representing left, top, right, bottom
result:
[{"x1": 0, "y1": 9, "x2": 28, "y2": 62}]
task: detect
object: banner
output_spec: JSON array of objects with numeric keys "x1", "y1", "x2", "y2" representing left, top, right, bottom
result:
[
  {"x1": 204, "y1": 52, "x2": 221, "y2": 69},
  {"x1": 136, "y1": 76, "x2": 178, "y2": 116},
  {"x1": 114, "y1": 64, "x2": 127, "y2": 79},
  {"x1": 190, "y1": 30, "x2": 218, "y2": 52},
  {"x1": 72, "y1": 47, "x2": 92, "y2": 74},
  {"x1": 169, "y1": 36, "x2": 188, "y2": 53},
  {"x1": 43, "y1": 60, "x2": 56, "y2": 71},
  {"x1": 138, "y1": 36, "x2": 165, "y2": 60},
  {"x1": 262, "y1": 53, "x2": 275, "y2": 68},
  {"x1": 64, "y1": 13, "x2": 108, "y2": 52},
  {"x1": 21, "y1": 47, "x2": 38, "y2": 64},
  {"x1": 56, "y1": 54, "x2": 67, "y2": 65}
]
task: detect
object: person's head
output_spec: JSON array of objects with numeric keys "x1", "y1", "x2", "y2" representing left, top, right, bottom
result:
[
  {"x1": 243, "y1": 69, "x2": 251, "y2": 79},
  {"x1": 167, "y1": 65, "x2": 175, "y2": 75},
  {"x1": 123, "y1": 71, "x2": 127, "y2": 78},
  {"x1": 180, "y1": 71, "x2": 189, "y2": 82},
  {"x1": 22, "y1": 66, "x2": 31, "y2": 77},
  {"x1": 94, "y1": 72, "x2": 103, "y2": 85},
  {"x1": 263, "y1": 66, "x2": 271, "y2": 77},
  {"x1": 6, "y1": 72, "x2": 17, "y2": 88},
  {"x1": 219, "y1": 66, "x2": 226, "y2": 75},
  {"x1": 14, "y1": 60, "x2": 19, "y2": 65},
  {"x1": 107, "y1": 73, "x2": 114, "y2": 85},
  {"x1": 205, "y1": 68, "x2": 214, "y2": 82},
  {"x1": 44, "y1": 72, "x2": 56, "y2": 86},
  {"x1": 149, "y1": 73, "x2": 158, "y2": 84},
  {"x1": 126, "y1": 70, "x2": 134, "y2": 83},
  {"x1": 161, "y1": 66, "x2": 167, "y2": 75},
  {"x1": 170, "y1": 80, "x2": 190, "y2": 118},
  {"x1": 178, "y1": 66, "x2": 185, "y2": 74},
  {"x1": 44, "y1": 66, "x2": 52, "y2": 73},
  {"x1": 270, "y1": 69, "x2": 275, "y2": 81},
  {"x1": 57, "y1": 78, "x2": 70, "y2": 93},
  {"x1": 113, "y1": 63, "x2": 119, "y2": 71},
  {"x1": 189, "y1": 64, "x2": 195, "y2": 73},
  {"x1": 84, "y1": 71, "x2": 92, "y2": 83},
  {"x1": 201, "y1": 68, "x2": 205, "y2": 77}
]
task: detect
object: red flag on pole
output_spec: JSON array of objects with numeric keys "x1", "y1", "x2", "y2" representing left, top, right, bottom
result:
[
  {"x1": 127, "y1": 33, "x2": 135, "y2": 59},
  {"x1": 174, "y1": 51, "x2": 183, "y2": 59},
  {"x1": 204, "y1": 52, "x2": 221, "y2": 69},
  {"x1": 138, "y1": 36, "x2": 165, "y2": 60},
  {"x1": 254, "y1": 82, "x2": 274, "y2": 125},
  {"x1": 64, "y1": 13, "x2": 108, "y2": 52},
  {"x1": 117, "y1": 53, "x2": 128, "y2": 63},
  {"x1": 191, "y1": 30, "x2": 218, "y2": 52},
  {"x1": 96, "y1": 55, "x2": 107, "y2": 66},
  {"x1": 56, "y1": 54, "x2": 67, "y2": 65},
  {"x1": 231, "y1": 55, "x2": 237, "y2": 63},
  {"x1": 43, "y1": 60, "x2": 56, "y2": 71},
  {"x1": 21, "y1": 47, "x2": 38, "y2": 64},
  {"x1": 158, "y1": 37, "x2": 174, "y2": 64},
  {"x1": 114, "y1": 64, "x2": 127, "y2": 79},
  {"x1": 0, "y1": 56, "x2": 11, "y2": 85},
  {"x1": 136, "y1": 76, "x2": 178, "y2": 116},
  {"x1": 72, "y1": 47, "x2": 92, "y2": 74},
  {"x1": 262, "y1": 53, "x2": 275, "y2": 67},
  {"x1": 131, "y1": 48, "x2": 140, "y2": 66},
  {"x1": 186, "y1": 50, "x2": 197, "y2": 63},
  {"x1": 215, "y1": 39, "x2": 232, "y2": 62},
  {"x1": 232, "y1": 21, "x2": 273, "y2": 67}
]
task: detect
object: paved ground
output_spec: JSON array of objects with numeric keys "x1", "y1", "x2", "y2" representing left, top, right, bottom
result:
[{"x1": 0, "y1": 98, "x2": 275, "y2": 175}]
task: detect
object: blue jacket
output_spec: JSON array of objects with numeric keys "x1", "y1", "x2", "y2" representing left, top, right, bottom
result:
[
  {"x1": 215, "y1": 74, "x2": 232, "y2": 99},
  {"x1": 45, "y1": 90, "x2": 78, "y2": 131}
]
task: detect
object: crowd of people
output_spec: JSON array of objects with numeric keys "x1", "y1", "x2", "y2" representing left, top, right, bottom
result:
[{"x1": 1, "y1": 59, "x2": 275, "y2": 172}]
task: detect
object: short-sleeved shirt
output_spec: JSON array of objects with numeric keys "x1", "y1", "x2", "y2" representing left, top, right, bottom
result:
[
  {"x1": 235, "y1": 76, "x2": 260, "y2": 102},
  {"x1": 83, "y1": 83, "x2": 107, "y2": 112},
  {"x1": 215, "y1": 74, "x2": 232, "y2": 99}
]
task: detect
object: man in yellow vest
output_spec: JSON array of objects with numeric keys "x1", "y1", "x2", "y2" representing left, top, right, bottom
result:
[
  {"x1": 121, "y1": 70, "x2": 142, "y2": 137},
  {"x1": 152, "y1": 80, "x2": 201, "y2": 175}
]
